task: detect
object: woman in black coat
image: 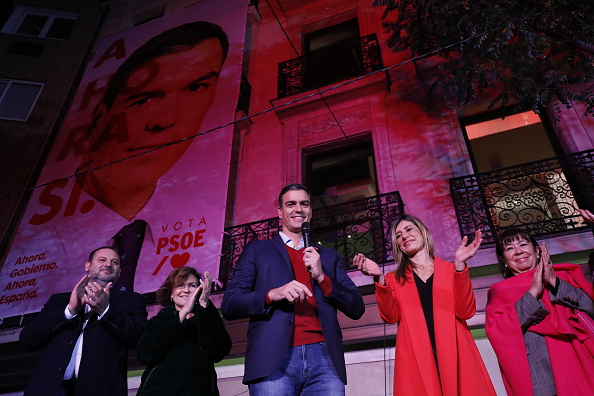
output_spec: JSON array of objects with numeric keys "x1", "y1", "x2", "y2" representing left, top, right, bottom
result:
[{"x1": 137, "y1": 267, "x2": 231, "y2": 396}]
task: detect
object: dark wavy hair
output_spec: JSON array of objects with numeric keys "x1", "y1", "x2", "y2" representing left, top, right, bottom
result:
[
  {"x1": 391, "y1": 214, "x2": 435, "y2": 284},
  {"x1": 495, "y1": 228, "x2": 540, "y2": 279},
  {"x1": 102, "y1": 21, "x2": 229, "y2": 110},
  {"x1": 156, "y1": 266, "x2": 201, "y2": 306}
]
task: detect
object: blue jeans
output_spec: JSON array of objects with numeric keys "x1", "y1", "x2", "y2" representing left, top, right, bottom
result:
[{"x1": 248, "y1": 342, "x2": 345, "y2": 396}]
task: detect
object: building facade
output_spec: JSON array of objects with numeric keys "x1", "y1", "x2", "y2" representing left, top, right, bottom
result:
[{"x1": 0, "y1": 0, "x2": 592, "y2": 394}]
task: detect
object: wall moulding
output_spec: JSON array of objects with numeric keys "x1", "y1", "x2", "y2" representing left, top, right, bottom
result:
[{"x1": 298, "y1": 106, "x2": 371, "y2": 136}]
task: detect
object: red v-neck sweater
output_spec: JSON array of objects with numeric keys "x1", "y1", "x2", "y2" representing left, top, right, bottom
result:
[{"x1": 286, "y1": 246, "x2": 331, "y2": 346}]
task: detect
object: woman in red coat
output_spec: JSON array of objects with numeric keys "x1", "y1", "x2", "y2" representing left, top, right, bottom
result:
[{"x1": 354, "y1": 214, "x2": 496, "y2": 396}]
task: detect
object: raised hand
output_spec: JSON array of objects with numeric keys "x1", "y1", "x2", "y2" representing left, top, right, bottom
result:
[
  {"x1": 198, "y1": 271, "x2": 212, "y2": 308},
  {"x1": 354, "y1": 253, "x2": 385, "y2": 285},
  {"x1": 354, "y1": 253, "x2": 382, "y2": 276},
  {"x1": 454, "y1": 230, "x2": 483, "y2": 271},
  {"x1": 268, "y1": 280, "x2": 313, "y2": 304},
  {"x1": 579, "y1": 209, "x2": 594, "y2": 224}
]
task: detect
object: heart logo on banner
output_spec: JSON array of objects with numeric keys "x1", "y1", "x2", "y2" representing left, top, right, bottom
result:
[{"x1": 170, "y1": 252, "x2": 190, "y2": 268}]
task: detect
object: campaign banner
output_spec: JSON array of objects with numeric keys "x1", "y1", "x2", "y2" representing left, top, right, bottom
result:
[{"x1": 0, "y1": 0, "x2": 248, "y2": 316}]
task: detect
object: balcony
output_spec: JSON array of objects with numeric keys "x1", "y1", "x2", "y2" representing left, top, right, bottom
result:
[
  {"x1": 450, "y1": 149, "x2": 594, "y2": 243},
  {"x1": 277, "y1": 34, "x2": 383, "y2": 98},
  {"x1": 217, "y1": 191, "x2": 404, "y2": 291}
]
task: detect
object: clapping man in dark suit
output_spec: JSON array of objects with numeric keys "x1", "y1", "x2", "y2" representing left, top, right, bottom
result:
[
  {"x1": 222, "y1": 184, "x2": 364, "y2": 395},
  {"x1": 20, "y1": 246, "x2": 147, "y2": 396}
]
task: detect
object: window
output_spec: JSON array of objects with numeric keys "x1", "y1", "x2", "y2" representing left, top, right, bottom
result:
[
  {"x1": 461, "y1": 110, "x2": 581, "y2": 231},
  {"x1": 1, "y1": 6, "x2": 77, "y2": 40},
  {"x1": 278, "y1": 17, "x2": 383, "y2": 97},
  {"x1": 303, "y1": 19, "x2": 362, "y2": 89},
  {"x1": 304, "y1": 140, "x2": 382, "y2": 261},
  {"x1": 304, "y1": 19, "x2": 360, "y2": 53},
  {"x1": 305, "y1": 140, "x2": 377, "y2": 208},
  {"x1": 0, "y1": 79, "x2": 43, "y2": 121},
  {"x1": 463, "y1": 111, "x2": 559, "y2": 173}
]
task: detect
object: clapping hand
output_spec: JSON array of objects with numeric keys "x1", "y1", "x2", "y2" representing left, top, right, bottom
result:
[
  {"x1": 178, "y1": 282, "x2": 202, "y2": 322},
  {"x1": 198, "y1": 271, "x2": 212, "y2": 308},
  {"x1": 84, "y1": 280, "x2": 111, "y2": 315},
  {"x1": 67, "y1": 275, "x2": 89, "y2": 316},
  {"x1": 540, "y1": 242, "x2": 557, "y2": 288},
  {"x1": 529, "y1": 251, "x2": 545, "y2": 299},
  {"x1": 529, "y1": 242, "x2": 556, "y2": 299},
  {"x1": 67, "y1": 275, "x2": 111, "y2": 317}
]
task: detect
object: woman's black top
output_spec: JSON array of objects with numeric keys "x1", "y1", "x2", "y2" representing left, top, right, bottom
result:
[
  {"x1": 413, "y1": 272, "x2": 437, "y2": 367},
  {"x1": 136, "y1": 302, "x2": 231, "y2": 396}
]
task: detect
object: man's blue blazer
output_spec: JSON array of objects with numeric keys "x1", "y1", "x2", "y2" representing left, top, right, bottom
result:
[{"x1": 221, "y1": 236, "x2": 364, "y2": 384}]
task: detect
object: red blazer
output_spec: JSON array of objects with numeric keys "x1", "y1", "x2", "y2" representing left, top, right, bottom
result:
[{"x1": 375, "y1": 258, "x2": 496, "y2": 396}]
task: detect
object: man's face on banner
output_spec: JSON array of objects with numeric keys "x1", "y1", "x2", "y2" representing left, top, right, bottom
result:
[{"x1": 81, "y1": 38, "x2": 224, "y2": 191}]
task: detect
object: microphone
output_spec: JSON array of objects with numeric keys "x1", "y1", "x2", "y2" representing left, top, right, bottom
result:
[{"x1": 301, "y1": 222, "x2": 312, "y2": 249}]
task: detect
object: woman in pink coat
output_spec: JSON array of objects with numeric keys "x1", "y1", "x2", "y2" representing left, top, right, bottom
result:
[
  {"x1": 354, "y1": 215, "x2": 496, "y2": 396},
  {"x1": 485, "y1": 228, "x2": 594, "y2": 396}
]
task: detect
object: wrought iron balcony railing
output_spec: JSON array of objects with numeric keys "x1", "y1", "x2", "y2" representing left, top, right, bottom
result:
[
  {"x1": 450, "y1": 149, "x2": 594, "y2": 243},
  {"x1": 277, "y1": 34, "x2": 383, "y2": 98},
  {"x1": 217, "y1": 191, "x2": 404, "y2": 291}
]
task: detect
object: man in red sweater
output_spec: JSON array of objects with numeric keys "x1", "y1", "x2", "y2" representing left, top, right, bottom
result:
[{"x1": 222, "y1": 183, "x2": 365, "y2": 395}]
